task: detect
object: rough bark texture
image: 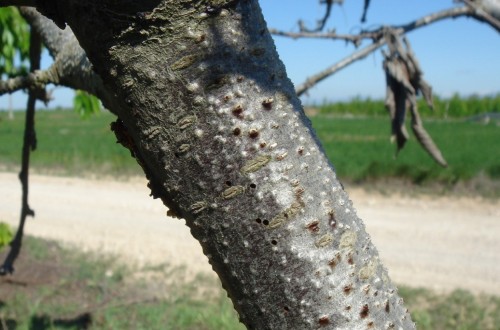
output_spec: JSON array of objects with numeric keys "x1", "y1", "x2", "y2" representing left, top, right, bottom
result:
[
  {"x1": 18, "y1": 7, "x2": 118, "y2": 113},
  {"x1": 31, "y1": 1, "x2": 414, "y2": 328}
]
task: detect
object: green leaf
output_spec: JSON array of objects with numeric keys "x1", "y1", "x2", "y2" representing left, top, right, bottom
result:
[
  {"x1": 0, "y1": 7, "x2": 30, "y2": 78},
  {"x1": 0, "y1": 222, "x2": 13, "y2": 250},
  {"x1": 73, "y1": 90, "x2": 102, "y2": 118}
]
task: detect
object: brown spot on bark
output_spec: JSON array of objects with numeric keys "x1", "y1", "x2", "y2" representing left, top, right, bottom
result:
[
  {"x1": 249, "y1": 129, "x2": 259, "y2": 139},
  {"x1": 329, "y1": 253, "x2": 341, "y2": 268},
  {"x1": 232, "y1": 104, "x2": 244, "y2": 118},
  {"x1": 276, "y1": 152, "x2": 288, "y2": 161},
  {"x1": 318, "y1": 316, "x2": 330, "y2": 326},
  {"x1": 360, "y1": 304, "x2": 369, "y2": 319},
  {"x1": 262, "y1": 97, "x2": 273, "y2": 109},
  {"x1": 306, "y1": 220, "x2": 320, "y2": 233}
]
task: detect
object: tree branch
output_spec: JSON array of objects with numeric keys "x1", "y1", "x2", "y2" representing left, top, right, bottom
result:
[
  {"x1": 268, "y1": 28, "x2": 377, "y2": 47},
  {"x1": 18, "y1": 7, "x2": 120, "y2": 115},
  {"x1": 360, "y1": 0, "x2": 372, "y2": 23},
  {"x1": 296, "y1": 38, "x2": 385, "y2": 96},
  {"x1": 298, "y1": 0, "x2": 338, "y2": 32},
  {"x1": 271, "y1": 6, "x2": 474, "y2": 46},
  {"x1": 462, "y1": 0, "x2": 500, "y2": 32},
  {"x1": 295, "y1": 6, "x2": 473, "y2": 96},
  {"x1": 19, "y1": 6, "x2": 74, "y2": 58},
  {"x1": 0, "y1": 67, "x2": 58, "y2": 96}
]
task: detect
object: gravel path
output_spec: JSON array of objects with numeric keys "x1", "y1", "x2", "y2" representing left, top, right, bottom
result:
[{"x1": 1, "y1": 172, "x2": 499, "y2": 294}]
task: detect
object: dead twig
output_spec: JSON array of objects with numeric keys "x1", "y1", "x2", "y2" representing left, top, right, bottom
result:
[
  {"x1": 294, "y1": 6, "x2": 473, "y2": 96},
  {"x1": 268, "y1": 28, "x2": 378, "y2": 47},
  {"x1": 298, "y1": 0, "x2": 343, "y2": 32},
  {"x1": 361, "y1": 0, "x2": 372, "y2": 23},
  {"x1": 296, "y1": 37, "x2": 385, "y2": 96},
  {"x1": 383, "y1": 31, "x2": 447, "y2": 167},
  {"x1": 272, "y1": 6, "x2": 473, "y2": 46},
  {"x1": 461, "y1": 0, "x2": 500, "y2": 32},
  {"x1": 0, "y1": 30, "x2": 44, "y2": 276},
  {"x1": 0, "y1": 67, "x2": 58, "y2": 98}
]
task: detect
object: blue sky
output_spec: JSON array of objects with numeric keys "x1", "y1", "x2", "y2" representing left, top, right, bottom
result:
[
  {"x1": 261, "y1": 0, "x2": 500, "y2": 104},
  {"x1": 2, "y1": 0, "x2": 499, "y2": 109}
]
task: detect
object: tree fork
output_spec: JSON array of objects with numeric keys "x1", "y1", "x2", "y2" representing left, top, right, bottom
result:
[{"x1": 26, "y1": 0, "x2": 413, "y2": 328}]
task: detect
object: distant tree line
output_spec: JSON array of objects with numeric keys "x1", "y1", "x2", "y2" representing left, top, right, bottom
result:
[{"x1": 316, "y1": 93, "x2": 500, "y2": 118}]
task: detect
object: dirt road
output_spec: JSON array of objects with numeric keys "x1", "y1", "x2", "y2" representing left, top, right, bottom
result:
[{"x1": 1, "y1": 172, "x2": 499, "y2": 295}]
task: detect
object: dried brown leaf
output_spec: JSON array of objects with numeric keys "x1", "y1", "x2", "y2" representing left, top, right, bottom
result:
[
  {"x1": 409, "y1": 104, "x2": 448, "y2": 167},
  {"x1": 382, "y1": 30, "x2": 446, "y2": 166}
]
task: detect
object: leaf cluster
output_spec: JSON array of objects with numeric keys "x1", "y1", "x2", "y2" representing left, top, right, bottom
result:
[
  {"x1": 383, "y1": 32, "x2": 447, "y2": 167},
  {"x1": 0, "y1": 7, "x2": 29, "y2": 78},
  {"x1": 73, "y1": 90, "x2": 102, "y2": 118}
]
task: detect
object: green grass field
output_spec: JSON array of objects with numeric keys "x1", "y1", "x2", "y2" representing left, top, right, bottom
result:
[
  {"x1": 0, "y1": 236, "x2": 245, "y2": 330},
  {"x1": 1, "y1": 109, "x2": 499, "y2": 192},
  {"x1": 0, "y1": 109, "x2": 141, "y2": 177},
  {"x1": 310, "y1": 115, "x2": 500, "y2": 184}
]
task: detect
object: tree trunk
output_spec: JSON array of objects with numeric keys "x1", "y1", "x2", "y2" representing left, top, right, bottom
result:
[{"x1": 33, "y1": 0, "x2": 414, "y2": 328}]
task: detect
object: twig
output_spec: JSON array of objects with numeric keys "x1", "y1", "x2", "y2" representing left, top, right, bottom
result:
[
  {"x1": 361, "y1": 0, "x2": 372, "y2": 23},
  {"x1": 0, "y1": 30, "x2": 43, "y2": 276},
  {"x1": 19, "y1": 7, "x2": 75, "y2": 58},
  {"x1": 295, "y1": 6, "x2": 473, "y2": 96},
  {"x1": 0, "y1": 67, "x2": 58, "y2": 97},
  {"x1": 268, "y1": 28, "x2": 378, "y2": 47},
  {"x1": 461, "y1": 0, "x2": 500, "y2": 32},
  {"x1": 19, "y1": 7, "x2": 119, "y2": 115},
  {"x1": 271, "y1": 6, "x2": 473, "y2": 45},
  {"x1": 298, "y1": 0, "x2": 337, "y2": 32},
  {"x1": 296, "y1": 38, "x2": 385, "y2": 96}
]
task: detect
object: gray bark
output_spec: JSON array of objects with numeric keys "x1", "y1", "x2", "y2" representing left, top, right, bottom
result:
[
  {"x1": 479, "y1": 0, "x2": 500, "y2": 20},
  {"x1": 18, "y1": 7, "x2": 119, "y2": 113},
  {"x1": 23, "y1": 1, "x2": 415, "y2": 329}
]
